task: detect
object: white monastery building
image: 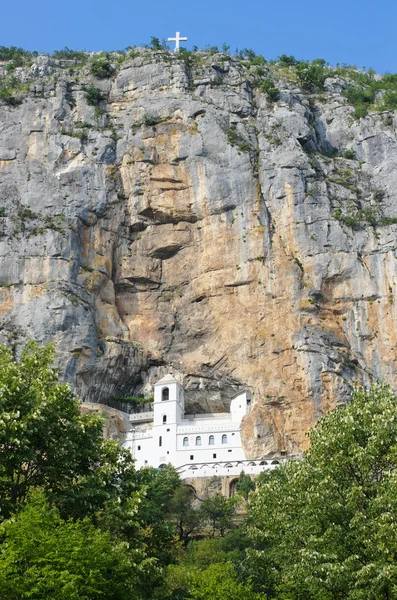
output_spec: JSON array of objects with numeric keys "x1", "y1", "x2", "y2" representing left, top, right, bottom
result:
[{"x1": 124, "y1": 374, "x2": 284, "y2": 479}]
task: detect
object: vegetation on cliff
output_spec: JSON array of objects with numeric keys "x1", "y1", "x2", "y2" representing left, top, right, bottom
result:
[
  {"x1": 0, "y1": 343, "x2": 395, "y2": 598},
  {"x1": 2, "y1": 42, "x2": 397, "y2": 116}
]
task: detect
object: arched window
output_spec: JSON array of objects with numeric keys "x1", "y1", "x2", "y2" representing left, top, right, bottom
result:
[
  {"x1": 209, "y1": 435, "x2": 215, "y2": 445},
  {"x1": 222, "y1": 434, "x2": 227, "y2": 444},
  {"x1": 183, "y1": 437, "x2": 189, "y2": 447},
  {"x1": 196, "y1": 436, "x2": 202, "y2": 446},
  {"x1": 162, "y1": 415, "x2": 167, "y2": 424},
  {"x1": 162, "y1": 387, "x2": 169, "y2": 401}
]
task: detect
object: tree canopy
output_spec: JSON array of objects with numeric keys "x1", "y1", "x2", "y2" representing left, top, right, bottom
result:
[
  {"x1": 0, "y1": 492, "x2": 157, "y2": 600},
  {"x1": 0, "y1": 342, "x2": 138, "y2": 521},
  {"x1": 247, "y1": 384, "x2": 397, "y2": 599}
]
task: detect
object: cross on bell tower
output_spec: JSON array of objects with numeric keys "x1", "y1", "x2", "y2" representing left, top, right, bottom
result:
[{"x1": 168, "y1": 31, "x2": 188, "y2": 52}]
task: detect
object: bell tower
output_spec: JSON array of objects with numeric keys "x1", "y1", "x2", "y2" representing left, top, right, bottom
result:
[{"x1": 153, "y1": 373, "x2": 184, "y2": 427}]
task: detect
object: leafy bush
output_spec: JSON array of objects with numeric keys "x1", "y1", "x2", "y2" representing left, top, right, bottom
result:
[
  {"x1": 0, "y1": 75, "x2": 23, "y2": 107},
  {"x1": 226, "y1": 125, "x2": 252, "y2": 153},
  {"x1": 85, "y1": 85, "x2": 105, "y2": 106},
  {"x1": 343, "y1": 69, "x2": 397, "y2": 118},
  {"x1": 52, "y1": 47, "x2": 87, "y2": 62},
  {"x1": 149, "y1": 36, "x2": 168, "y2": 50},
  {"x1": 0, "y1": 46, "x2": 32, "y2": 63},
  {"x1": 238, "y1": 48, "x2": 266, "y2": 65},
  {"x1": 0, "y1": 85, "x2": 22, "y2": 106},
  {"x1": 278, "y1": 54, "x2": 299, "y2": 66},
  {"x1": 143, "y1": 115, "x2": 167, "y2": 126},
  {"x1": 352, "y1": 103, "x2": 370, "y2": 119},
  {"x1": 381, "y1": 89, "x2": 397, "y2": 110},
  {"x1": 344, "y1": 85, "x2": 375, "y2": 106},
  {"x1": 295, "y1": 60, "x2": 328, "y2": 91},
  {"x1": 91, "y1": 56, "x2": 113, "y2": 79},
  {"x1": 260, "y1": 78, "x2": 280, "y2": 102},
  {"x1": 114, "y1": 395, "x2": 154, "y2": 406},
  {"x1": 342, "y1": 148, "x2": 356, "y2": 159}
]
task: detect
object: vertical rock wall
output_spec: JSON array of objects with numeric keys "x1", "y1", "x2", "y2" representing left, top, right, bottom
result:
[{"x1": 1, "y1": 51, "x2": 397, "y2": 456}]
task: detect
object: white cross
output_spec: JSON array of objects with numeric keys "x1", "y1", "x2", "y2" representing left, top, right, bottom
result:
[{"x1": 167, "y1": 31, "x2": 188, "y2": 52}]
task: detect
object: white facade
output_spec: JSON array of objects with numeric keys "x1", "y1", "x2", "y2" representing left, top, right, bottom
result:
[{"x1": 124, "y1": 374, "x2": 254, "y2": 476}]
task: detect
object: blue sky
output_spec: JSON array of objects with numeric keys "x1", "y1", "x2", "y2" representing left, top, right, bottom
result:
[{"x1": 1, "y1": 0, "x2": 396, "y2": 73}]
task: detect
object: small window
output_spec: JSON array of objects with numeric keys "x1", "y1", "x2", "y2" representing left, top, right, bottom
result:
[
  {"x1": 167, "y1": 428, "x2": 170, "y2": 432},
  {"x1": 144, "y1": 460, "x2": 148, "y2": 465},
  {"x1": 213, "y1": 453, "x2": 217, "y2": 459},
  {"x1": 196, "y1": 436, "x2": 202, "y2": 446},
  {"x1": 183, "y1": 437, "x2": 189, "y2": 447},
  {"x1": 209, "y1": 435, "x2": 215, "y2": 445},
  {"x1": 190, "y1": 455, "x2": 194, "y2": 460},
  {"x1": 162, "y1": 415, "x2": 167, "y2": 424},
  {"x1": 159, "y1": 436, "x2": 162, "y2": 447},
  {"x1": 162, "y1": 387, "x2": 169, "y2": 401},
  {"x1": 137, "y1": 445, "x2": 141, "y2": 451},
  {"x1": 167, "y1": 451, "x2": 169, "y2": 454},
  {"x1": 228, "y1": 449, "x2": 232, "y2": 452},
  {"x1": 222, "y1": 434, "x2": 227, "y2": 444}
]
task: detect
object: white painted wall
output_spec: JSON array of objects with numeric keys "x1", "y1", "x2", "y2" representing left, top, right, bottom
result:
[{"x1": 124, "y1": 376, "x2": 252, "y2": 473}]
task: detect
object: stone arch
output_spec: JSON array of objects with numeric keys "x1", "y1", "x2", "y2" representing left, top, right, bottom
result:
[
  {"x1": 183, "y1": 483, "x2": 197, "y2": 497},
  {"x1": 158, "y1": 463, "x2": 167, "y2": 469},
  {"x1": 260, "y1": 460, "x2": 268, "y2": 465},
  {"x1": 229, "y1": 478, "x2": 239, "y2": 496}
]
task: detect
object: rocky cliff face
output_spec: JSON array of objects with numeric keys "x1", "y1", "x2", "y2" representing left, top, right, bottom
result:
[{"x1": 1, "y1": 50, "x2": 397, "y2": 456}]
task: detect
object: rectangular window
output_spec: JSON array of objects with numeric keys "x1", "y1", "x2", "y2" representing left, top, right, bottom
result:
[
  {"x1": 167, "y1": 451, "x2": 169, "y2": 454},
  {"x1": 137, "y1": 445, "x2": 141, "y2": 451},
  {"x1": 159, "y1": 436, "x2": 162, "y2": 447},
  {"x1": 228, "y1": 449, "x2": 232, "y2": 452},
  {"x1": 167, "y1": 428, "x2": 170, "y2": 432},
  {"x1": 190, "y1": 455, "x2": 194, "y2": 460},
  {"x1": 213, "y1": 453, "x2": 217, "y2": 459}
]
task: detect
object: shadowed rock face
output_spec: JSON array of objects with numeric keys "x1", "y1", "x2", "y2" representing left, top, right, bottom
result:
[{"x1": 1, "y1": 51, "x2": 397, "y2": 457}]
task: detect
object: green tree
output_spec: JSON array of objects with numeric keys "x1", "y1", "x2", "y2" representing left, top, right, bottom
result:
[
  {"x1": 85, "y1": 85, "x2": 105, "y2": 106},
  {"x1": 235, "y1": 470, "x2": 256, "y2": 500},
  {"x1": 0, "y1": 493, "x2": 156, "y2": 600},
  {"x1": 189, "y1": 562, "x2": 262, "y2": 600},
  {"x1": 0, "y1": 342, "x2": 138, "y2": 521},
  {"x1": 200, "y1": 493, "x2": 236, "y2": 536},
  {"x1": 278, "y1": 54, "x2": 299, "y2": 66},
  {"x1": 150, "y1": 37, "x2": 162, "y2": 50},
  {"x1": 91, "y1": 56, "x2": 113, "y2": 78},
  {"x1": 135, "y1": 465, "x2": 182, "y2": 564},
  {"x1": 295, "y1": 59, "x2": 328, "y2": 91},
  {"x1": 168, "y1": 484, "x2": 201, "y2": 543},
  {"x1": 247, "y1": 384, "x2": 397, "y2": 599}
]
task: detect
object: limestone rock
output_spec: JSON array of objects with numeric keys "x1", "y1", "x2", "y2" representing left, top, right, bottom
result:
[{"x1": 1, "y1": 51, "x2": 397, "y2": 457}]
